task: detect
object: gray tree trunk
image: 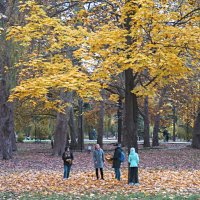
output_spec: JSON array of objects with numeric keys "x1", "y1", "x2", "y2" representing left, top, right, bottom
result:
[
  {"x1": 143, "y1": 96, "x2": 150, "y2": 147},
  {"x1": 77, "y1": 99, "x2": 84, "y2": 151},
  {"x1": 0, "y1": 1, "x2": 17, "y2": 158},
  {"x1": 172, "y1": 105, "x2": 176, "y2": 142},
  {"x1": 192, "y1": 107, "x2": 200, "y2": 149},
  {"x1": 117, "y1": 97, "x2": 123, "y2": 144},
  {"x1": 53, "y1": 112, "x2": 68, "y2": 156},
  {"x1": 68, "y1": 105, "x2": 77, "y2": 149},
  {"x1": 0, "y1": 103, "x2": 13, "y2": 159},
  {"x1": 53, "y1": 91, "x2": 70, "y2": 156},
  {"x1": 152, "y1": 88, "x2": 167, "y2": 146},
  {"x1": 124, "y1": 69, "x2": 138, "y2": 151},
  {"x1": 97, "y1": 90, "x2": 105, "y2": 147},
  {"x1": 123, "y1": 0, "x2": 138, "y2": 152}
]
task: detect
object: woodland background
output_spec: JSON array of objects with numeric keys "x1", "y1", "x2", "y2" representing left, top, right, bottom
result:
[{"x1": 0, "y1": 0, "x2": 200, "y2": 199}]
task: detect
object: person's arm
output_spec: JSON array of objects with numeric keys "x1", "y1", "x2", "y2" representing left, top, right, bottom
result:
[
  {"x1": 128, "y1": 154, "x2": 131, "y2": 163},
  {"x1": 102, "y1": 150, "x2": 105, "y2": 162},
  {"x1": 113, "y1": 150, "x2": 117, "y2": 160},
  {"x1": 93, "y1": 151, "x2": 97, "y2": 162},
  {"x1": 62, "y1": 153, "x2": 65, "y2": 161},
  {"x1": 136, "y1": 154, "x2": 139, "y2": 164}
]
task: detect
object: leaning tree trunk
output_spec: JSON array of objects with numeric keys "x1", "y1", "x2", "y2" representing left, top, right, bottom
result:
[
  {"x1": 97, "y1": 93, "x2": 105, "y2": 148},
  {"x1": 143, "y1": 96, "x2": 150, "y2": 147},
  {"x1": 152, "y1": 87, "x2": 167, "y2": 146},
  {"x1": 192, "y1": 107, "x2": 200, "y2": 149}
]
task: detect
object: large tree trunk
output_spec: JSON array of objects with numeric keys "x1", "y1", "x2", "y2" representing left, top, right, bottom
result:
[
  {"x1": 152, "y1": 88, "x2": 167, "y2": 146},
  {"x1": 117, "y1": 97, "x2": 123, "y2": 144},
  {"x1": 172, "y1": 105, "x2": 176, "y2": 142},
  {"x1": 9, "y1": 103, "x2": 17, "y2": 151},
  {"x1": 152, "y1": 113, "x2": 160, "y2": 146},
  {"x1": 68, "y1": 105, "x2": 77, "y2": 149},
  {"x1": 53, "y1": 112, "x2": 68, "y2": 156},
  {"x1": 123, "y1": 0, "x2": 138, "y2": 153},
  {"x1": 97, "y1": 90, "x2": 105, "y2": 147},
  {"x1": 77, "y1": 99, "x2": 84, "y2": 151},
  {"x1": 124, "y1": 69, "x2": 138, "y2": 151},
  {"x1": 143, "y1": 96, "x2": 150, "y2": 147},
  {"x1": 53, "y1": 92, "x2": 70, "y2": 156},
  {"x1": 0, "y1": 79, "x2": 13, "y2": 159},
  {"x1": 192, "y1": 107, "x2": 200, "y2": 149},
  {"x1": 0, "y1": 1, "x2": 17, "y2": 158},
  {"x1": 0, "y1": 103, "x2": 13, "y2": 159}
]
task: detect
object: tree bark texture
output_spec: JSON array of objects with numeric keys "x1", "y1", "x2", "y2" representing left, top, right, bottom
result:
[
  {"x1": 77, "y1": 99, "x2": 84, "y2": 151},
  {"x1": 0, "y1": 1, "x2": 17, "y2": 159},
  {"x1": 68, "y1": 105, "x2": 77, "y2": 149},
  {"x1": 124, "y1": 0, "x2": 139, "y2": 153},
  {"x1": 192, "y1": 107, "x2": 200, "y2": 149},
  {"x1": 117, "y1": 97, "x2": 123, "y2": 144},
  {"x1": 53, "y1": 91, "x2": 70, "y2": 156},
  {"x1": 152, "y1": 87, "x2": 167, "y2": 146},
  {"x1": 143, "y1": 96, "x2": 150, "y2": 147},
  {"x1": 124, "y1": 69, "x2": 138, "y2": 152},
  {"x1": 172, "y1": 105, "x2": 176, "y2": 142},
  {"x1": 97, "y1": 90, "x2": 105, "y2": 147}
]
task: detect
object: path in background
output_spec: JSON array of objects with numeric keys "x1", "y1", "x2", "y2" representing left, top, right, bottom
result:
[{"x1": 0, "y1": 142, "x2": 198, "y2": 173}]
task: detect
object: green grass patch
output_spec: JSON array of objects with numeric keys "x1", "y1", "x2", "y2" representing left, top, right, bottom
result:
[{"x1": 0, "y1": 192, "x2": 199, "y2": 200}]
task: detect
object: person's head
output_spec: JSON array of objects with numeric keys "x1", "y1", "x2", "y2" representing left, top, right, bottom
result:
[
  {"x1": 95, "y1": 144, "x2": 100, "y2": 150},
  {"x1": 130, "y1": 147, "x2": 135, "y2": 153},
  {"x1": 117, "y1": 143, "x2": 121, "y2": 148},
  {"x1": 65, "y1": 146, "x2": 70, "y2": 152}
]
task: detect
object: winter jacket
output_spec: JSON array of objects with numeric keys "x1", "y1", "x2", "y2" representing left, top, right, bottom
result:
[
  {"x1": 62, "y1": 152, "x2": 74, "y2": 166},
  {"x1": 112, "y1": 147, "x2": 122, "y2": 168},
  {"x1": 93, "y1": 149, "x2": 104, "y2": 168},
  {"x1": 128, "y1": 148, "x2": 139, "y2": 167}
]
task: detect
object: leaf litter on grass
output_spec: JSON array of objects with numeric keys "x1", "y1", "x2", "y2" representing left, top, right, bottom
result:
[{"x1": 0, "y1": 143, "x2": 200, "y2": 197}]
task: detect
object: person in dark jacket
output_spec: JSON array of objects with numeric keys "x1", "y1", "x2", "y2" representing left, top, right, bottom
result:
[
  {"x1": 93, "y1": 144, "x2": 105, "y2": 180},
  {"x1": 62, "y1": 146, "x2": 74, "y2": 179},
  {"x1": 112, "y1": 144, "x2": 122, "y2": 180}
]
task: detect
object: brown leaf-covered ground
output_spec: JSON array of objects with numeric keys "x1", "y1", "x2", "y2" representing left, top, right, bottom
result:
[{"x1": 0, "y1": 143, "x2": 200, "y2": 197}]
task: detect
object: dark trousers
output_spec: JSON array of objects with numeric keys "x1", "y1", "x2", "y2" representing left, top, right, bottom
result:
[
  {"x1": 64, "y1": 165, "x2": 71, "y2": 179},
  {"x1": 129, "y1": 167, "x2": 139, "y2": 184},
  {"x1": 114, "y1": 168, "x2": 121, "y2": 180},
  {"x1": 96, "y1": 168, "x2": 104, "y2": 179}
]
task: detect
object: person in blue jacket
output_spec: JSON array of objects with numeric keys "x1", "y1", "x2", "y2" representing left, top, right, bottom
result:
[
  {"x1": 128, "y1": 147, "x2": 139, "y2": 185},
  {"x1": 93, "y1": 144, "x2": 105, "y2": 180}
]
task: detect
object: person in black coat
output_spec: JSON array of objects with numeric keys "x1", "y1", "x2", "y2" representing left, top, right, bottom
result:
[
  {"x1": 62, "y1": 146, "x2": 74, "y2": 179},
  {"x1": 112, "y1": 144, "x2": 122, "y2": 180}
]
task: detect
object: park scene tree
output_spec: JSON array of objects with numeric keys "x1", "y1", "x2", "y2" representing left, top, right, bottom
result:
[{"x1": 0, "y1": 0, "x2": 199, "y2": 199}]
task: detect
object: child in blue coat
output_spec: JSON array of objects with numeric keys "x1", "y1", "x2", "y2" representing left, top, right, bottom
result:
[{"x1": 128, "y1": 147, "x2": 139, "y2": 185}]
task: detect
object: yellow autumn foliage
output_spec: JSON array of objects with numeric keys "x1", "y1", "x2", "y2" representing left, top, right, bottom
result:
[{"x1": 7, "y1": 0, "x2": 200, "y2": 107}]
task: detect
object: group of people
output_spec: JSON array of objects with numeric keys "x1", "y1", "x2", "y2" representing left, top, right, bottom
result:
[{"x1": 62, "y1": 143, "x2": 139, "y2": 185}]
